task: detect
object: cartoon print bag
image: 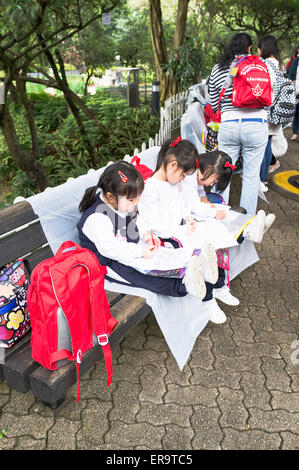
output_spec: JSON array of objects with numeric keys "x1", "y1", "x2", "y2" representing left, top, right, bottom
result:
[{"x1": 0, "y1": 259, "x2": 31, "y2": 348}]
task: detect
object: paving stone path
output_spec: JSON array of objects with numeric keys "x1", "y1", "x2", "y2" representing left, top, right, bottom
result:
[{"x1": 0, "y1": 131, "x2": 298, "y2": 450}]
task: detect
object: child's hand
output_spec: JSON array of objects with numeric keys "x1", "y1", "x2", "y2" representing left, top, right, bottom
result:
[
  {"x1": 143, "y1": 231, "x2": 161, "y2": 248},
  {"x1": 142, "y1": 245, "x2": 158, "y2": 259},
  {"x1": 200, "y1": 196, "x2": 210, "y2": 205},
  {"x1": 185, "y1": 215, "x2": 196, "y2": 235},
  {"x1": 200, "y1": 196, "x2": 215, "y2": 208},
  {"x1": 215, "y1": 210, "x2": 227, "y2": 220}
]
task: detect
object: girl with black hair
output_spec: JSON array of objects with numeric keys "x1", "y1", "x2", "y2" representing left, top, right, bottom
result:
[
  {"x1": 138, "y1": 138, "x2": 230, "y2": 324},
  {"x1": 208, "y1": 32, "x2": 269, "y2": 215},
  {"x1": 181, "y1": 149, "x2": 276, "y2": 306},
  {"x1": 77, "y1": 160, "x2": 213, "y2": 301},
  {"x1": 182, "y1": 150, "x2": 235, "y2": 221}
]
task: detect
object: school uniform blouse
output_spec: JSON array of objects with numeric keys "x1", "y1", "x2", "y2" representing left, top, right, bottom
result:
[
  {"x1": 138, "y1": 177, "x2": 191, "y2": 239},
  {"x1": 182, "y1": 172, "x2": 218, "y2": 218},
  {"x1": 81, "y1": 192, "x2": 148, "y2": 265}
]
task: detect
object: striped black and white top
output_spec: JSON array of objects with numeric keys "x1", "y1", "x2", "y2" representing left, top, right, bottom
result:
[{"x1": 208, "y1": 63, "x2": 234, "y2": 114}]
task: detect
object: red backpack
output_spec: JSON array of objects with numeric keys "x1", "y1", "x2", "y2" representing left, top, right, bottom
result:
[
  {"x1": 219, "y1": 55, "x2": 273, "y2": 109},
  {"x1": 27, "y1": 241, "x2": 118, "y2": 402},
  {"x1": 131, "y1": 155, "x2": 154, "y2": 181}
]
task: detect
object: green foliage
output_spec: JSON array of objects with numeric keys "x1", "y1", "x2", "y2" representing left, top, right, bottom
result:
[
  {"x1": 0, "y1": 90, "x2": 160, "y2": 204},
  {"x1": 162, "y1": 40, "x2": 205, "y2": 90}
]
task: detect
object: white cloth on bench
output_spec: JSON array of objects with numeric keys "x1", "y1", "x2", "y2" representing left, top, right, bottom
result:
[{"x1": 22, "y1": 146, "x2": 258, "y2": 371}]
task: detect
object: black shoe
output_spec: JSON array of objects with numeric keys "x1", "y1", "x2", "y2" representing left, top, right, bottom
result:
[{"x1": 230, "y1": 206, "x2": 247, "y2": 214}]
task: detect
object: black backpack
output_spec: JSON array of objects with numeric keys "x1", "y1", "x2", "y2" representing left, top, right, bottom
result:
[{"x1": 266, "y1": 61, "x2": 296, "y2": 125}]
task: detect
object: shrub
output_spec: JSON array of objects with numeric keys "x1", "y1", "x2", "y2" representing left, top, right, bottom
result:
[{"x1": 0, "y1": 90, "x2": 160, "y2": 204}]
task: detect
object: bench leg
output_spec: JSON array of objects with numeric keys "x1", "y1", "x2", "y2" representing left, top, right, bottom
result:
[{"x1": 39, "y1": 395, "x2": 66, "y2": 410}]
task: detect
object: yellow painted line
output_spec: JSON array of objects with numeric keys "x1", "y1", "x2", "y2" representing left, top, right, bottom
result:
[{"x1": 272, "y1": 170, "x2": 299, "y2": 195}]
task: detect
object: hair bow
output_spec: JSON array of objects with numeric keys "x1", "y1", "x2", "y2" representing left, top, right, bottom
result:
[
  {"x1": 170, "y1": 136, "x2": 182, "y2": 147},
  {"x1": 224, "y1": 161, "x2": 236, "y2": 170},
  {"x1": 196, "y1": 158, "x2": 199, "y2": 168},
  {"x1": 118, "y1": 170, "x2": 128, "y2": 183}
]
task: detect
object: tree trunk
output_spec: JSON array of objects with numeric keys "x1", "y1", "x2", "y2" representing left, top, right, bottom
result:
[
  {"x1": 148, "y1": 0, "x2": 189, "y2": 104},
  {"x1": 17, "y1": 74, "x2": 40, "y2": 157},
  {"x1": 0, "y1": 102, "x2": 49, "y2": 191},
  {"x1": 40, "y1": 44, "x2": 98, "y2": 165}
]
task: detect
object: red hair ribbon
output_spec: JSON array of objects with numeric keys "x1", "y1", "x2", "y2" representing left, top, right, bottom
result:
[
  {"x1": 170, "y1": 136, "x2": 182, "y2": 147},
  {"x1": 224, "y1": 161, "x2": 236, "y2": 170},
  {"x1": 118, "y1": 170, "x2": 128, "y2": 183},
  {"x1": 196, "y1": 158, "x2": 199, "y2": 168}
]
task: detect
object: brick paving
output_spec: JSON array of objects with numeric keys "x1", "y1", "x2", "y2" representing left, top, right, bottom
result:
[{"x1": 0, "y1": 130, "x2": 298, "y2": 450}]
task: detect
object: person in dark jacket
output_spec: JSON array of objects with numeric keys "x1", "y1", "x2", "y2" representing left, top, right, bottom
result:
[{"x1": 288, "y1": 50, "x2": 299, "y2": 141}]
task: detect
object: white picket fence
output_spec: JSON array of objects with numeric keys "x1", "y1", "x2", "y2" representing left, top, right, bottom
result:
[{"x1": 131, "y1": 89, "x2": 189, "y2": 155}]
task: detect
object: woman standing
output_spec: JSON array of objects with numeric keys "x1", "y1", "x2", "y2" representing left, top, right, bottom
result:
[
  {"x1": 258, "y1": 35, "x2": 286, "y2": 181},
  {"x1": 208, "y1": 33, "x2": 268, "y2": 215}
]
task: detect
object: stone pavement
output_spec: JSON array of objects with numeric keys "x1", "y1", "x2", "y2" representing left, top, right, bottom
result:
[{"x1": 0, "y1": 130, "x2": 298, "y2": 451}]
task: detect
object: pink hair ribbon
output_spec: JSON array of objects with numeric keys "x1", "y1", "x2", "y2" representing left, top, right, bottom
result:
[{"x1": 224, "y1": 161, "x2": 236, "y2": 170}]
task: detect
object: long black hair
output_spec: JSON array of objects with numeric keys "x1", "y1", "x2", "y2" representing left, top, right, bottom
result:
[
  {"x1": 218, "y1": 33, "x2": 253, "y2": 70},
  {"x1": 155, "y1": 137, "x2": 197, "y2": 174},
  {"x1": 258, "y1": 35, "x2": 283, "y2": 71},
  {"x1": 78, "y1": 161, "x2": 144, "y2": 213},
  {"x1": 197, "y1": 150, "x2": 234, "y2": 192}
]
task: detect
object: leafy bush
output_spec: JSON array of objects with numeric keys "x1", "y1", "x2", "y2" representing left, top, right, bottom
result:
[{"x1": 0, "y1": 90, "x2": 160, "y2": 205}]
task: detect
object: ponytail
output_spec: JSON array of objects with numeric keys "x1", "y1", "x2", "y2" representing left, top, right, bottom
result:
[{"x1": 78, "y1": 185, "x2": 98, "y2": 213}]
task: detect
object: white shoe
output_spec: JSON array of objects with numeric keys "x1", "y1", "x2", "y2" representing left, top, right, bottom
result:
[
  {"x1": 263, "y1": 213, "x2": 276, "y2": 234},
  {"x1": 183, "y1": 255, "x2": 207, "y2": 300},
  {"x1": 199, "y1": 243, "x2": 218, "y2": 284},
  {"x1": 204, "y1": 298, "x2": 227, "y2": 324},
  {"x1": 259, "y1": 181, "x2": 268, "y2": 193},
  {"x1": 243, "y1": 210, "x2": 266, "y2": 243},
  {"x1": 213, "y1": 285, "x2": 240, "y2": 306}
]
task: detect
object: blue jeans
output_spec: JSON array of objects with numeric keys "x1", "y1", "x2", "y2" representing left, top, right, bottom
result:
[
  {"x1": 218, "y1": 120, "x2": 268, "y2": 215},
  {"x1": 260, "y1": 135, "x2": 273, "y2": 182}
]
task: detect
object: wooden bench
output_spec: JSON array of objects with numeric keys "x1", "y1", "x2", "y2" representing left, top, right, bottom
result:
[{"x1": 0, "y1": 200, "x2": 151, "y2": 409}]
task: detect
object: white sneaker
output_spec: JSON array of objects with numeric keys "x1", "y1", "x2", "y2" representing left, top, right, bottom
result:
[
  {"x1": 203, "y1": 298, "x2": 227, "y2": 324},
  {"x1": 183, "y1": 255, "x2": 207, "y2": 300},
  {"x1": 259, "y1": 181, "x2": 268, "y2": 193},
  {"x1": 213, "y1": 285, "x2": 240, "y2": 306},
  {"x1": 263, "y1": 213, "x2": 276, "y2": 234},
  {"x1": 199, "y1": 243, "x2": 218, "y2": 284},
  {"x1": 243, "y1": 210, "x2": 266, "y2": 243}
]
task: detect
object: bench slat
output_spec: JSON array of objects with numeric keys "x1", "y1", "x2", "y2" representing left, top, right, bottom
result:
[
  {"x1": 0, "y1": 201, "x2": 38, "y2": 235},
  {"x1": 0, "y1": 223, "x2": 48, "y2": 266}
]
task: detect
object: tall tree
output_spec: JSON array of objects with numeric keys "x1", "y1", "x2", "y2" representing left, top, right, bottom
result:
[
  {"x1": 0, "y1": 0, "x2": 121, "y2": 190},
  {"x1": 148, "y1": 0, "x2": 190, "y2": 103}
]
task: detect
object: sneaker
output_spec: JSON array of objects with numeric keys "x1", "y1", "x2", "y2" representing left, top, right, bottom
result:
[
  {"x1": 243, "y1": 210, "x2": 266, "y2": 243},
  {"x1": 268, "y1": 160, "x2": 280, "y2": 173},
  {"x1": 203, "y1": 298, "x2": 227, "y2": 324},
  {"x1": 183, "y1": 255, "x2": 206, "y2": 299},
  {"x1": 199, "y1": 243, "x2": 218, "y2": 284},
  {"x1": 213, "y1": 285, "x2": 240, "y2": 306},
  {"x1": 259, "y1": 181, "x2": 268, "y2": 193},
  {"x1": 290, "y1": 134, "x2": 298, "y2": 141},
  {"x1": 263, "y1": 213, "x2": 276, "y2": 234}
]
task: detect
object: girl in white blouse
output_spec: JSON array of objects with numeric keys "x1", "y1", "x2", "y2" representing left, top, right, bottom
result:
[{"x1": 138, "y1": 138, "x2": 232, "y2": 324}]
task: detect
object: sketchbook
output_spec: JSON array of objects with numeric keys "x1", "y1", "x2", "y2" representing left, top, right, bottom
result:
[
  {"x1": 130, "y1": 246, "x2": 195, "y2": 278},
  {"x1": 182, "y1": 219, "x2": 239, "y2": 251}
]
